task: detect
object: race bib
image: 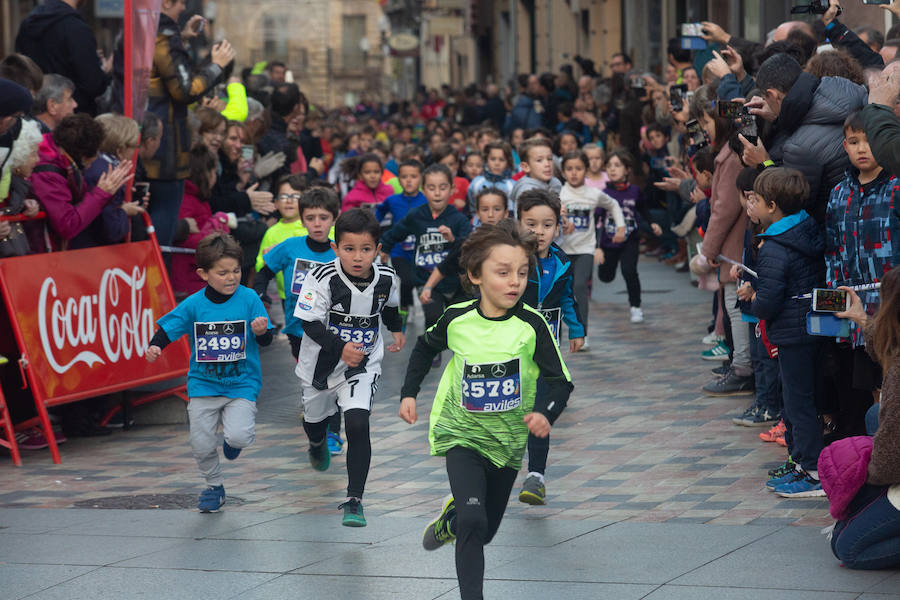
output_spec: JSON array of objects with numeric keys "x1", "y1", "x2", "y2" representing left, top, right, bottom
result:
[
  {"x1": 461, "y1": 358, "x2": 522, "y2": 412},
  {"x1": 569, "y1": 208, "x2": 591, "y2": 231},
  {"x1": 401, "y1": 234, "x2": 416, "y2": 252},
  {"x1": 415, "y1": 231, "x2": 450, "y2": 270},
  {"x1": 606, "y1": 216, "x2": 637, "y2": 237},
  {"x1": 194, "y1": 321, "x2": 247, "y2": 363},
  {"x1": 328, "y1": 312, "x2": 380, "y2": 354},
  {"x1": 290, "y1": 258, "x2": 325, "y2": 295},
  {"x1": 540, "y1": 307, "x2": 561, "y2": 345}
]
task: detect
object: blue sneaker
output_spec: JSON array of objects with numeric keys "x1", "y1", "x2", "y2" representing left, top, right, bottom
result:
[
  {"x1": 197, "y1": 485, "x2": 225, "y2": 512},
  {"x1": 223, "y1": 440, "x2": 241, "y2": 460},
  {"x1": 775, "y1": 469, "x2": 825, "y2": 498},
  {"x1": 765, "y1": 467, "x2": 799, "y2": 491},
  {"x1": 327, "y1": 431, "x2": 344, "y2": 455}
]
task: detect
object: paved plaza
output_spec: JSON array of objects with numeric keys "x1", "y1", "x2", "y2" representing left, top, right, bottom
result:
[{"x1": 2, "y1": 259, "x2": 899, "y2": 598}]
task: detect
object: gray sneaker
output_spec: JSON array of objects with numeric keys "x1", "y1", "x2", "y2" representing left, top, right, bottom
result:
[
  {"x1": 422, "y1": 494, "x2": 456, "y2": 551},
  {"x1": 703, "y1": 369, "x2": 755, "y2": 396},
  {"x1": 733, "y1": 406, "x2": 780, "y2": 427},
  {"x1": 518, "y1": 475, "x2": 546, "y2": 505}
]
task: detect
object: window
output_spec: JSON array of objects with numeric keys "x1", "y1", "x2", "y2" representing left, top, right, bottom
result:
[
  {"x1": 263, "y1": 14, "x2": 289, "y2": 61},
  {"x1": 342, "y1": 15, "x2": 367, "y2": 70}
]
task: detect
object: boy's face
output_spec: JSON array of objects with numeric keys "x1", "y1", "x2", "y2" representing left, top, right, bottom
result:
[
  {"x1": 301, "y1": 207, "x2": 335, "y2": 243},
  {"x1": 468, "y1": 244, "x2": 530, "y2": 313},
  {"x1": 275, "y1": 185, "x2": 302, "y2": 221},
  {"x1": 648, "y1": 130, "x2": 668, "y2": 150},
  {"x1": 423, "y1": 173, "x2": 451, "y2": 213},
  {"x1": 843, "y1": 129, "x2": 876, "y2": 171},
  {"x1": 197, "y1": 257, "x2": 241, "y2": 296},
  {"x1": 398, "y1": 165, "x2": 422, "y2": 195},
  {"x1": 463, "y1": 155, "x2": 483, "y2": 179},
  {"x1": 747, "y1": 192, "x2": 773, "y2": 227},
  {"x1": 520, "y1": 205, "x2": 559, "y2": 256},
  {"x1": 563, "y1": 159, "x2": 586, "y2": 188},
  {"x1": 477, "y1": 133, "x2": 494, "y2": 152},
  {"x1": 333, "y1": 231, "x2": 380, "y2": 278},
  {"x1": 486, "y1": 149, "x2": 508, "y2": 175},
  {"x1": 476, "y1": 193, "x2": 508, "y2": 226},
  {"x1": 695, "y1": 169, "x2": 712, "y2": 190},
  {"x1": 523, "y1": 146, "x2": 554, "y2": 182}
]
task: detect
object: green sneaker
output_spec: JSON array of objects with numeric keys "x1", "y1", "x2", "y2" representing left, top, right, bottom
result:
[
  {"x1": 422, "y1": 494, "x2": 456, "y2": 550},
  {"x1": 308, "y1": 440, "x2": 330, "y2": 471},
  {"x1": 518, "y1": 474, "x2": 546, "y2": 505},
  {"x1": 701, "y1": 341, "x2": 731, "y2": 361},
  {"x1": 767, "y1": 457, "x2": 795, "y2": 478},
  {"x1": 339, "y1": 498, "x2": 366, "y2": 527}
]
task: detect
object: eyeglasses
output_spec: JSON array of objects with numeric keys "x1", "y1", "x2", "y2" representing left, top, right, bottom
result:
[{"x1": 277, "y1": 193, "x2": 301, "y2": 202}]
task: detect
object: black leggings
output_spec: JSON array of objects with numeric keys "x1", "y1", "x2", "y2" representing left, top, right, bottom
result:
[
  {"x1": 446, "y1": 446, "x2": 518, "y2": 600},
  {"x1": 526, "y1": 377, "x2": 550, "y2": 475},
  {"x1": 596, "y1": 234, "x2": 641, "y2": 308},
  {"x1": 291, "y1": 335, "x2": 342, "y2": 435},
  {"x1": 303, "y1": 408, "x2": 369, "y2": 498},
  {"x1": 422, "y1": 287, "x2": 467, "y2": 330},
  {"x1": 392, "y1": 256, "x2": 415, "y2": 309}
]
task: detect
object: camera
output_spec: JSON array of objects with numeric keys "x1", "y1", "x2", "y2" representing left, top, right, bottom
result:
[{"x1": 790, "y1": 0, "x2": 832, "y2": 15}]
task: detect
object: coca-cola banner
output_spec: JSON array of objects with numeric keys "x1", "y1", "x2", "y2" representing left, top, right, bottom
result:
[{"x1": 0, "y1": 241, "x2": 187, "y2": 401}]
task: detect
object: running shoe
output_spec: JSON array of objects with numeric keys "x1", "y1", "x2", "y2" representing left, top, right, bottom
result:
[
  {"x1": 775, "y1": 432, "x2": 787, "y2": 447},
  {"x1": 580, "y1": 336, "x2": 590, "y2": 351},
  {"x1": 339, "y1": 498, "x2": 366, "y2": 527},
  {"x1": 702, "y1": 369, "x2": 755, "y2": 396},
  {"x1": 765, "y1": 467, "x2": 799, "y2": 491},
  {"x1": 702, "y1": 333, "x2": 725, "y2": 346},
  {"x1": 701, "y1": 341, "x2": 731, "y2": 361},
  {"x1": 327, "y1": 431, "x2": 344, "y2": 456},
  {"x1": 774, "y1": 469, "x2": 825, "y2": 498},
  {"x1": 733, "y1": 407, "x2": 779, "y2": 427},
  {"x1": 0, "y1": 354, "x2": 8, "y2": 366},
  {"x1": 197, "y1": 485, "x2": 225, "y2": 512},
  {"x1": 767, "y1": 458, "x2": 795, "y2": 478},
  {"x1": 630, "y1": 307, "x2": 644, "y2": 323},
  {"x1": 423, "y1": 494, "x2": 456, "y2": 551},
  {"x1": 759, "y1": 420, "x2": 786, "y2": 443},
  {"x1": 518, "y1": 475, "x2": 546, "y2": 505},
  {"x1": 223, "y1": 440, "x2": 241, "y2": 460},
  {"x1": 308, "y1": 440, "x2": 330, "y2": 471},
  {"x1": 15, "y1": 427, "x2": 49, "y2": 450}
]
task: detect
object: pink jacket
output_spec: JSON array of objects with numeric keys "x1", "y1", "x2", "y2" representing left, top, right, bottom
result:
[
  {"x1": 818, "y1": 435, "x2": 874, "y2": 520},
  {"x1": 341, "y1": 179, "x2": 392, "y2": 212},
  {"x1": 171, "y1": 180, "x2": 230, "y2": 296}
]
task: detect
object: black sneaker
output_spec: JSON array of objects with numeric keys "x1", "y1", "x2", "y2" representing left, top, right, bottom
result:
[
  {"x1": 710, "y1": 363, "x2": 731, "y2": 376},
  {"x1": 308, "y1": 441, "x2": 330, "y2": 471},
  {"x1": 733, "y1": 406, "x2": 779, "y2": 427},
  {"x1": 702, "y1": 369, "x2": 755, "y2": 396}
]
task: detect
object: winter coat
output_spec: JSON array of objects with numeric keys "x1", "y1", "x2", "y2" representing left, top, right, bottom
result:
[
  {"x1": 506, "y1": 94, "x2": 543, "y2": 134},
  {"x1": 819, "y1": 435, "x2": 874, "y2": 520},
  {"x1": 767, "y1": 74, "x2": 867, "y2": 223},
  {"x1": 15, "y1": 0, "x2": 109, "y2": 115},
  {"x1": 700, "y1": 145, "x2": 747, "y2": 283},
  {"x1": 467, "y1": 170, "x2": 515, "y2": 215},
  {"x1": 341, "y1": 179, "x2": 393, "y2": 212},
  {"x1": 750, "y1": 210, "x2": 825, "y2": 346},
  {"x1": 521, "y1": 244, "x2": 585, "y2": 341},
  {"x1": 30, "y1": 134, "x2": 113, "y2": 251},
  {"x1": 717, "y1": 73, "x2": 756, "y2": 102},
  {"x1": 144, "y1": 14, "x2": 223, "y2": 181},
  {"x1": 80, "y1": 153, "x2": 131, "y2": 247},
  {"x1": 171, "y1": 179, "x2": 230, "y2": 296}
]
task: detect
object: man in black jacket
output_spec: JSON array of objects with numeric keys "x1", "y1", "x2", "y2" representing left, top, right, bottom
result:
[{"x1": 15, "y1": 0, "x2": 109, "y2": 116}]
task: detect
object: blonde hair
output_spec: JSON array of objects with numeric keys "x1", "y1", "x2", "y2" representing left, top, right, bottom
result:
[{"x1": 95, "y1": 113, "x2": 140, "y2": 156}]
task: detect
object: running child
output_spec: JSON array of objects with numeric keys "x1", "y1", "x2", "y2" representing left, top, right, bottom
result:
[
  {"x1": 510, "y1": 137, "x2": 563, "y2": 211},
  {"x1": 467, "y1": 141, "x2": 515, "y2": 215},
  {"x1": 558, "y1": 150, "x2": 626, "y2": 348},
  {"x1": 583, "y1": 144, "x2": 609, "y2": 190},
  {"x1": 376, "y1": 159, "x2": 427, "y2": 330},
  {"x1": 432, "y1": 144, "x2": 470, "y2": 213},
  {"x1": 341, "y1": 153, "x2": 393, "y2": 212},
  {"x1": 294, "y1": 208, "x2": 406, "y2": 526},
  {"x1": 462, "y1": 151, "x2": 484, "y2": 182},
  {"x1": 146, "y1": 233, "x2": 272, "y2": 512},
  {"x1": 253, "y1": 187, "x2": 344, "y2": 454},
  {"x1": 596, "y1": 150, "x2": 662, "y2": 324},
  {"x1": 399, "y1": 220, "x2": 573, "y2": 600},
  {"x1": 517, "y1": 189, "x2": 585, "y2": 504},
  {"x1": 255, "y1": 174, "x2": 309, "y2": 310}
]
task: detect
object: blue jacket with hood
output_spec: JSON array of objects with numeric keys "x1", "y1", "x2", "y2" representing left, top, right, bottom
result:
[{"x1": 522, "y1": 243, "x2": 585, "y2": 342}]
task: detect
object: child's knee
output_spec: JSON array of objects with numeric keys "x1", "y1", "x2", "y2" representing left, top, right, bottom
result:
[
  {"x1": 596, "y1": 267, "x2": 615, "y2": 283},
  {"x1": 455, "y1": 505, "x2": 489, "y2": 541},
  {"x1": 343, "y1": 408, "x2": 370, "y2": 442},
  {"x1": 224, "y1": 424, "x2": 255, "y2": 448}
]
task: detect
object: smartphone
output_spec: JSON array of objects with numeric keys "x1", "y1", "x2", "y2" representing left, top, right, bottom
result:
[
  {"x1": 629, "y1": 75, "x2": 644, "y2": 89},
  {"x1": 717, "y1": 100, "x2": 744, "y2": 120},
  {"x1": 686, "y1": 119, "x2": 708, "y2": 150},
  {"x1": 193, "y1": 16, "x2": 206, "y2": 32},
  {"x1": 241, "y1": 145, "x2": 254, "y2": 162},
  {"x1": 670, "y1": 84, "x2": 688, "y2": 111},
  {"x1": 862, "y1": 0, "x2": 891, "y2": 4},
  {"x1": 812, "y1": 288, "x2": 850, "y2": 313},
  {"x1": 740, "y1": 108, "x2": 758, "y2": 145},
  {"x1": 650, "y1": 157, "x2": 669, "y2": 170},
  {"x1": 133, "y1": 182, "x2": 150, "y2": 206},
  {"x1": 681, "y1": 23, "x2": 705, "y2": 37}
]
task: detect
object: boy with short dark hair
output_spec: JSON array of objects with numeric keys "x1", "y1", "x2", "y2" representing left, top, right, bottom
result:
[
  {"x1": 743, "y1": 168, "x2": 826, "y2": 498},
  {"x1": 295, "y1": 208, "x2": 406, "y2": 527},
  {"x1": 147, "y1": 233, "x2": 273, "y2": 512},
  {"x1": 510, "y1": 137, "x2": 562, "y2": 210}
]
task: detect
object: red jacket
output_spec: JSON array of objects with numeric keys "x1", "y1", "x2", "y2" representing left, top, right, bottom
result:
[
  {"x1": 171, "y1": 179, "x2": 230, "y2": 296},
  {"x1": 341, "y1": 179, "x2": 392, "y2": 212}
]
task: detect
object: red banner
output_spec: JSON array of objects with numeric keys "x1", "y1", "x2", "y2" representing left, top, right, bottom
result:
[{"x1": 0, "y1": 241, "x2": 188, "y2": 403}]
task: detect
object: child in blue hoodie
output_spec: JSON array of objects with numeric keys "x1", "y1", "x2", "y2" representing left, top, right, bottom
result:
[
  {"x1": 516, "y1": 188, "x2": 585, "y2": 506},
  {"x1": 743, "y1": 168, "x2": 826, "y2": 499}
]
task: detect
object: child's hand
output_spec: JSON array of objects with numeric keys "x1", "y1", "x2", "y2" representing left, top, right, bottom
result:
[
  {"x1": 835, "y1": 286, "x2": 868, "y2": 326},
  {"x1": 399, "y1": 397, "x2": 417, "y2": 424},
  {"x1": 387, "y1": 331, "x2": 406, "y2": 352},
  {"x1": 23, "y1": 198, "x2": 40, "y2": 217},
  {"x1": 251, "y1": 317, "x2": 269, "y2": 336},
  {"x1": 594, "y1": 248, "x2": 605, "y2": 265},
  {"x1": 145, "y1": 345, "x2": 161, "y2": 363},
  {"x1": 650, "y1": 223, "x2": 663, "y2": 236},
  {"x1": 437, "y1": 225, "x2": 454, "y2": 243},
  {"x1": 419, "y1": 286, "x2": 433, "y2": 304},
  {"x1": 736, "y1": 281, "x2": 754, "y2": 301},
  {"x1": 612, "y1": 227, "x2": 626, "y2": 244},
  {"x1": 730, "y1": 264, "x2": 742, "y2": 281},
  {"x1": 523, "y1": 412, "x2": 551, "y2": 438},
  {"x1": 341, "y1": 342, "x2": 365, "y2": 367},
  {"x1": 690, "y1": 186, "x2": 706, "y2": 204},
  {"x1": 569, "y1": 337, "x2": 585, "y2": 353}
]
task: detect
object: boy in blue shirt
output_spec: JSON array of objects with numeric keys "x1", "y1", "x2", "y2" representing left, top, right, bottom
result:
[
  {"x1": 147, "y1": 233, "x2": 273, "y2": 512},
  {"x1": 375, "y1": 159, "x2": 426, "y2": 330},
  {"x1": 253, "y1": 187, "x2": 344, "y2": 454}
]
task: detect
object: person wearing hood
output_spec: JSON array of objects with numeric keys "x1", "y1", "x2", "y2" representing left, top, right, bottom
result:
[
  {"x1": 743, "y1": 168, "x2": 827, "y2": 499},
  {"x1": 15, "y1": 0, "x2": 109, "y2": 117},
  {"x1": 739, "y1": 53, "x2": 867, "y2": 223}
]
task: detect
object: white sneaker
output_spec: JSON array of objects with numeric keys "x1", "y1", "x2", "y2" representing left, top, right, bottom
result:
[
  {"x1": 580, "y1": 336, "x2": 590, "y2": 351},
  {"x1": 630, "y1": 307, "x2": 644, "y2": 323},
  {"x1": 702, "y1": 332, "x2": 724, "y2": 345}
]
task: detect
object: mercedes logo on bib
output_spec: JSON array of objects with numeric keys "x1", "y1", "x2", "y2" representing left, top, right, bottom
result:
[
  {"x1": 359, "y1": 318, "x2": 370, "y2": 328},
  {"x1": 223, "y1": 323, "x2": 235, "y2": 334},
  {"x1": 491, "y1": 364, "x2": 507, "y2": 378}
]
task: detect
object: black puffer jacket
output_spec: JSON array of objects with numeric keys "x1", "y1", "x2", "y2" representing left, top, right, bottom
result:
[
  {"x1": 767, "y1": 74, "x2": 867, "y2": 223},
  {"x1": 750, "y1": 210, "x2": 825, "y2": 347}
]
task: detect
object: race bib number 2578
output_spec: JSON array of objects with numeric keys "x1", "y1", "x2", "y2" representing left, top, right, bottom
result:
[{"x1": 461, "y1": 358, "x2": 522, "y2": 412}]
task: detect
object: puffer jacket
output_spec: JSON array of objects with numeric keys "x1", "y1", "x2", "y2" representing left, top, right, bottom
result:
[
  {"x1": 505, "y1": 94, "x2": 543, "y2": 134},
  {"x1": 818, "y1": 435, "x2": 874, "y2": 520},
  {"x1": 144, "y1": 14, "x2": 223, "y2": 181},
  {"x1": 750, "y1": 210, "x2": 825, "y2": 346},
  {"x1": 521, "y1": 243, "x2": 585, "y2": 341},
  {"x1": 767, "y1": 74, "x2": 867, "y2": 223}
]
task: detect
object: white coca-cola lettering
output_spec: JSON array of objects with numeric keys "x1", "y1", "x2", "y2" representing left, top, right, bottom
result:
[{"x1": 38, "y1": 267, "x2": 156, "y2": 374}]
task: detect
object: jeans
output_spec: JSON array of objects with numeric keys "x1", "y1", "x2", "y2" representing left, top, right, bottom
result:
[
  {"x1": 832, "y1": 484, "x2": 900, "y2": 570},
  {"x1": 723, "y1": 284, "x2": 751, "y2": 375},
  {"x1": 147, "y1": 179, "x2": 185, "y2": 248},
  {"x1": 445, "y1": 446, "x2": 518, "y2": 600},
  {"x1": 569, "y1": 254, "x2": 593, "y2": 334},
  {"x1": 749, "y1": 323, "x2": 782, "y2": 414},
  {"x1": 778, "y1": 342, "x2": 824, "y2": 472},
  {"x1": 597, "y1": 234, "x2": 641, "y2": 308}
]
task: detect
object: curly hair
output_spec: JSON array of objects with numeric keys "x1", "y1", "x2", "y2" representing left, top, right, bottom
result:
[
  {"x1": 805, "y1": 50, "x2": 866, "y2": 86},
  {"x1": 52, "y1": 113, "x2": 105, "y2": 165}
]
